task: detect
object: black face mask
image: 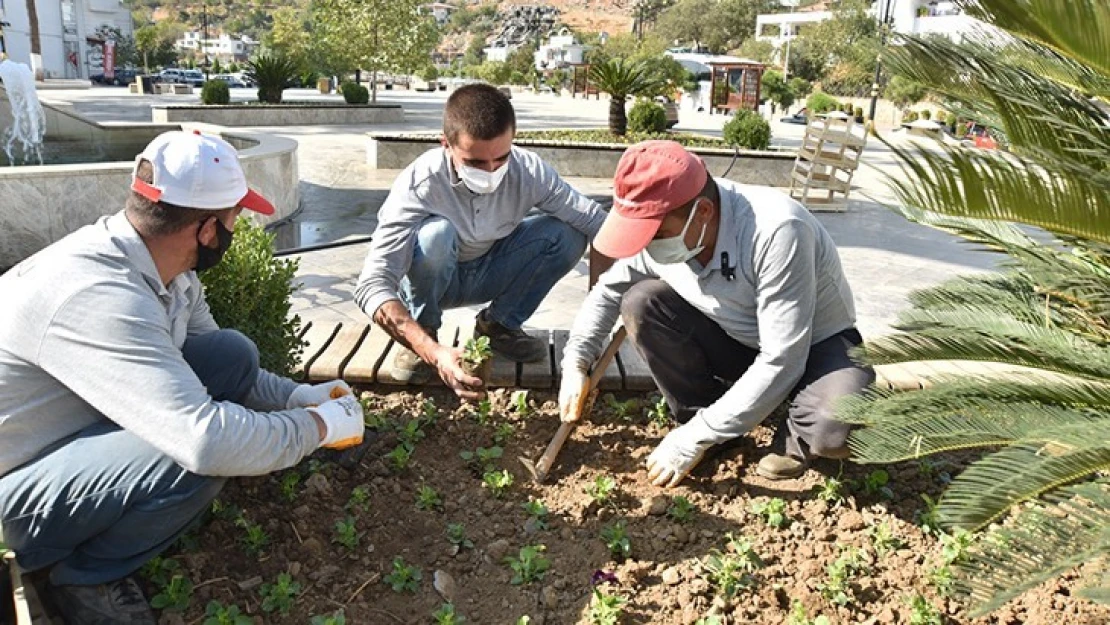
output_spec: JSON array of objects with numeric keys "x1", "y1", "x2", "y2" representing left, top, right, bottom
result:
[{"x1": 194, "y1": 217, "x2": 234, "y2": 273}]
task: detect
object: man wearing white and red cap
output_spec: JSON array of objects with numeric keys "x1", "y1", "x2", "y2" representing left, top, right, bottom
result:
[
  {"x1": 560, "y1": 140, "x2": 873, "y2": 487},
  {"x1": 0, "y1": 131, "x2": 364, "y2": 623}
]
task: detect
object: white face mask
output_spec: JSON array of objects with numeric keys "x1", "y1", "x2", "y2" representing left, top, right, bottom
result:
[
  {"x1": 455, "y1": 160, "x2": 509, "y2": 194},
  {"x1": 646, "y1": 202, "x2": 707, "y2": 265}
]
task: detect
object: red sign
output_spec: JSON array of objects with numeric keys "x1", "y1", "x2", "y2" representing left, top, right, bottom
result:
[{"x1": 104, "y1": 40, "x2": 116, "y2": 80}]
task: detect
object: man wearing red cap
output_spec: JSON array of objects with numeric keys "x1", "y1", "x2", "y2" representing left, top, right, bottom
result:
[
  {"x1": 0, "y1": 131, "x2": 365, "y2": 623},
  {"x1": 560, "y1": 140, "x2": 873, "y2": 487}
]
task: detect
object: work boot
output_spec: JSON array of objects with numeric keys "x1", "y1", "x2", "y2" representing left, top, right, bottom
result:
[
  {"x1": 390, "y1": 329, "x2": 436, "y2": 384},
  {"x1": 475, "y1": 309, "x2": 548, "y2": 363},
  {"x1": 756, "y1": 453, "x2": 809, "y2": 481},
  {"x1": 50, "y1": 576, "x2": 157, "y2": 625}
]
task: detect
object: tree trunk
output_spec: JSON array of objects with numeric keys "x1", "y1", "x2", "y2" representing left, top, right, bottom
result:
[
  {"x1": 26, "y1": 0, "x2": 43, "y2": 80},
  {"x1": 609, "y1": 95, "x2": 627, "y2": 136}
]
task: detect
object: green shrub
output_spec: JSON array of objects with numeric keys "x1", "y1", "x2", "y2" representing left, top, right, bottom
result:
[
  {"x1": 920, "y1": 109, "x2": 932, "y2": 120},
  {"x1": 955, "y1": 121, "x2": 969, "y2": 137},
  {"x1": 854, "y1": 106, "x2": 864, "y2": 119},
  {"x1": 806, "y1": 91, "x2": 839, "y2": 115},
  {"x1": 246, "y1": 53, "x2": 299, "y2": 104},
  {"x1": 201, "y1": 80, "x2": 230, "y2": 105},
  {"x1": 300, "y1": 70, "x2": 319, "y2": 90},
  {"x1": 904, "y1": 111, "x2": 920, "y2": 123},
  {"x1": 200, "y1": 218, "x2": 305, "y2": 376},
  {"x1": 722, "y1": 110, "x2": 771, "y2": 150},
  {"x1": 341, "y1": 81, "x2": 370, "y2": 105},
  {"x1": 945, "y1": 112, "x2": 958, "y2": 129},
  {"x1": 628, "y1": 99, "x2": 668, "y2": 134}
]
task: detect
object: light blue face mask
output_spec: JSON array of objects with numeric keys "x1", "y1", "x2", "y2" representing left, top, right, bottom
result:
[{"x1": 646, "y1": 201, "x2": 707, "y2": 264}]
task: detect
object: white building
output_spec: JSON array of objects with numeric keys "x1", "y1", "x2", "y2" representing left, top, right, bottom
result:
[
  {"x1": 533, "y1": 32, "x2": 587, "y2": 70},
  {"x1": 483, "y1": 45, "x2": 514, "y2": 63},
  {"x1": 422, "y1": 2, "x2": 455, "y2": 26},
  {"x1": 176, "y1": 32, "x2": 258, "y2": 63},
  {"x1": 0, "y1": 0, "x2": 133, "y2": 79}
]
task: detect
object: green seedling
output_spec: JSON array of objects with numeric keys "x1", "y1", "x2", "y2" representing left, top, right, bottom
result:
[
  {"x1": 310, "y1": 610, "x2": 347, "y2": 625},
  {"x1": 585, "y1": 475, "x2": 617, "y2": 506},
  {"x1": 150, "y1": 574, "x2": 193, "y2": 612},
  {"x1": 600, "y1": 520, "x2": 632, "y2": 560},
  {"x1": 916, "y1": 458, "x2": 952, "y2": 484},
  {"x1": 749, "y1": 497, "x2": 789, "y2": 528},
  {"x1": 859, "y1": 468, "x2": 894, "y2": 499},
  {"x1": 383, "y1": 556, "x2": 422, "y2": 593},
  {"x1": 482, "y1": 469, "x2": 514, "y2": 498},
  {"x1": 700, "y1": 546, "x2": 760, "y2": 599},
  {"x1": 506, "y1": 544, "x2": 550, "y2": 585},
  {"x1": 647, "y1": 396, "x2": 671, "y2": 428},
  {"x1": 695, "y1": 617, "x2": 724, "y2": 625},
  {"x1": 203, "y1": 600, "x2": 252, "y2": 625},
  {"x1": 511, "y1": 390, "x2": 531, "y2": 416},
  {"x1": 260, "y1": 573, "x2": 301, "y2": 615},
  {"x1": 460, "y1": 445, "x2": 503, "y2": 474},
  {"x1": 817, "y1": 547, "x2": 869, "y2": 607},
  {"x1": 397, "y1": 419, "x2": 426, "y2": 448},
  {"x1": 869, "y1": 521, "x2": 906, "y2": 557},
  {"x1": 907, "y1": 593, "x2": 943, "y2": 625},
  {"x1": 604, "y1": 394, "x2": 639, "y2": 421},
  {"x1": 416, "y1": 483, "x2": 443, "y2": 511},
  {"x1": 473, "y1": 398, "x2": 493, "y2": 425},
  {"x1": 388, "y1": 444, "x2": 414, "y2": 470},
  {"x1": 210, "y1": 499, "x2": 242, "y2": 522},
  {"x1": 333, "y1": 516, "x2": 360, "y2": 551},
  {"x1": 940, "y1": 528, "x2": 974, "y2": 564},
  {"x1": 433, "y1": 602, "x2": 466, "y2": 625},
  {"x1": 346, "y1": 485, "x2": 371, "y2": 513},
  {"x1": 814, "y1": 476, "x2": 846, "y2": 505},
  {"x1": 462, "y1": 336, "x2": 492, "y2": 366},
  {"x1": 279, "y1": 472, "x2": 300, "y2": 502},
  {"x1": 516, "y1": 617, "x2": 531, "y2": 625},
  {"x1": 522, "y1": 499, "x2": 550, "y2": 530},
  {"x1": 175, "y1": 528, "x2": 201, "y2": 552},
  {"x1": 305, "y1": 458, "x2": 328, "y2": 475},
  {"x1": 140, "y1": 556, "x2": 181, "y2": 587},
  {"x1": 787, "y1": 601, "x2": 831, "y2": 625},
  {"x1": 915, "y1": 493, "x2": 942, "y2": 536},
  {"x1": 421, "y1": 398, "x2": 441, "y2": 425},
  {"x1": 588, "y1": 587, "x2": 626, "y2": 625},
  {"x1": 363, "y1": 409, "x2": 389, "y2": 431},
  {"x1": 928, "y1": 563, "x2": 955, "y2": 597},
  {"x1": 235, "y1": 517, "x2": 270, "y2": 557},
  {"x1": 446, "y1": 523, "x2": 474, "y2": 550},
  {"x1": 493, "y1": 422, "x2": 515, "y2": 445},
  {"x1": 668, "y1": 496, "x2": 696, "y2": 523}
]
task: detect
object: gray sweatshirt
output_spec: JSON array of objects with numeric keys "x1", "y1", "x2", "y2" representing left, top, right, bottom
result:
[
  {"x1": 0, "y1": 213, "x2": 321, "y2": 479},
  {"x1": 562, "y1": 182, "x2": 857, "y2": 443},
  {"x1": 355, "y1": 146, "x2": 607, "y2": 318}
]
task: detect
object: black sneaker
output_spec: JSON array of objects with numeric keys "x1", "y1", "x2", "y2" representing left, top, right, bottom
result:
[
  {"x1": 50, "y1": 576, "x2": 156, "y2": 625},
  {"x1": 475, "y1": 309, "x2": 548, "y2": 363}
]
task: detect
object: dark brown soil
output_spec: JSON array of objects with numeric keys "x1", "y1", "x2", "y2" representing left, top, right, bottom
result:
[{"x1": 149, "y1": 388, "x2": 1110, "y2": 625}]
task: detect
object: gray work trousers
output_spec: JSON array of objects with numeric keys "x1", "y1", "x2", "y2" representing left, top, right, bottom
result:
[{"x1": 621, "y1": 280, "x2": 874, "y2": 460}]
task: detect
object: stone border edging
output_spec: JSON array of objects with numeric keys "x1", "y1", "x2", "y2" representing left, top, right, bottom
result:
[{"x1": 153, "y1": 103, "x2": 405, "y2": 126}]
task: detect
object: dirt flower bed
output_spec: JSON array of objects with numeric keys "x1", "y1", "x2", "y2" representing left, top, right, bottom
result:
[{"x1": 150, "y1": 388, "x2": 1110, "y2": 625}]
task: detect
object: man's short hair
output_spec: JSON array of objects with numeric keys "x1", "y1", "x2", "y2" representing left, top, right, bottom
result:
[
  {"x1": 443, "y1": 83, "x2": 516, "y2": 144},
  {"x1": 125, "y1": 160, "x2": 221, "y2": 237}
]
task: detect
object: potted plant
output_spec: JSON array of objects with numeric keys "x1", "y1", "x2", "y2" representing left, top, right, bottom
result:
[{"x1": 461, "y1": 336, "x2": 492, "y2": 387}]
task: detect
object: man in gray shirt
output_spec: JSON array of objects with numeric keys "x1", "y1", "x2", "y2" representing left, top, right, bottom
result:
[
  {"x1": 560, "y1": 141, "x2": 873, "y2": 486},
  {"x1": 0, "y1": 131, "x2": 364, "y2": 624},
  {"x1": 355, "y1": 84, "x2": 606, "y2": 396}
]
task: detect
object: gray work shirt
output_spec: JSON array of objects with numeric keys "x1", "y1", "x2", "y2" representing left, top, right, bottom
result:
[
  {"x1": 563, "y1": 181, "x2": 857, "y2": 442},
  {"x1": 0, "y1": 213, "x2": 320, "y2": 479},
  {"x1": 354, "y1": 146, "x2": 607, "y2": 318}
]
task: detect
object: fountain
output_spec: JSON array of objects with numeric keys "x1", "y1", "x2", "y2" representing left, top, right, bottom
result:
[{"x1": 0, "y1": 58, "x2": 46, "y2": 165}]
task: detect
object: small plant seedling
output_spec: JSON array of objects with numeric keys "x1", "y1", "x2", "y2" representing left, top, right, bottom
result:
[
  {"x1": 433, "y1": 602, "x2": 466, "y2": 624},
  {"x1": 396, "y1": 419, "x2": 426, "y2": 448},
  {"x1": 600, "y1": 520, "x2": 632, "y2": 560},
  {"x1": 511, "y1": 389, "x2": 532, "y2": 416},
  {"x1": 668, "y1": 496, "x2": 696, "y2": 523},
  {"x1": 604, "y1": 394, "x2": 639, "y2": 421},
  {"x1": 585, "y1": 475, "x2": 617, "y2": 506},
  {"x1": 787, "y1": 601, "x2": 831, "y2": 625},
  {"x1": 907, "y1": 593, "x2": 943, "y2": 625},
  {"x1": 260, "y1": 573, "x2": 301, "y2": 615},
  {"x1": 929, "y1": 563, "x2": 955, "y2": 597},
  {"x1": 522, "y1": 499, "x2": 550, "y2": 530},
  {"x1": 346, "y1": 485, "x2": 371, "y2": 512},
  {"x1": 462, "y1": 336, "x2": 492, "y2": 366},
  {"x1": 421, "y1": 398, "x2": 441, "y2": 425},
  {"x1": 817, "y1": 547, "x2": 869, "y2": 607},
  {"x1": 150, "y1": 574, "x2": 194, "y2": 612},
  {"x1": 210, "y1": 499, "x2": 242, "y2": 522},
  {"x1": 695, "y1": 617, "x2": 724, "y2": 625},
  {"x1": 588, "y1": 587, "x2": 626, "y2": 625},
  {"x1": 724, "y1": 533, "x2": 764, "y2": 571},
  {"x1": 749, "y1": 497, "x2": 789, "y2": 528},
  {"x1": 814, "y1": 476, "x2": 846, "y2": 505},
  {"x1": 383, "y1": 556, "x2": 422, "y2": 593},
  {"x1": 647, "y1": 396, "x2": 671, "y2": 428},
  {"x1": 333, "y1": 516, "x2": 360, "y2": 551},
  {"x1": 388, "y1": 444, "x2": 414, "y2": 470},
  {"x1": 869, "y1": 521, "x2": 906, "y2": 557},
  {"x1": 506, "y1": 544, "x2": 551, "y2": 585},
  {"x1": 493, "y1": 422, "x2": 515, "y2": 445},
  {"x1": 310, "y1": 610, "x2": 347, "y2": 625},
  {"x1": 279, "y1": 472, "x2": 300, "y2": 502},
  {"x1": 473, "y1": 398, "x2": 493, "y2": 425},
  {"x1": 700, "y1": 548, "x2": 760, "y2": 599},
  {"x1": 140, "y1": 556, "x2": 181, "y2": 587},
  {"x1": 516, "y1": 617, "x2": 531, "y2": 625},
  {"x1": 446, "y1": 523, "x2": 475, "y2": 550},
  {"x1": 482, "y1": 469, "x2": 514, "y2": 497},
  {"x1": 203, "y1": 600, "x2": 252, "y2": 625},
  {"x1": 416, "y1": 483, "x2": 443, "y2": 511},
  {"x1": 460, "y1": 445, "x2": 503, "y2": 474},
  {"x1": 363, "y1": 409, "x2": 389, "y2": 430},
  {"x1": 859, "y1": 469, "x2": 894, "y2": 500},
  {"x1": 939, "y1": 528, "x2": 974, "y2": 564},
  {"x1": 235, "y1": 517, "x2": 270, "y2": 557}
]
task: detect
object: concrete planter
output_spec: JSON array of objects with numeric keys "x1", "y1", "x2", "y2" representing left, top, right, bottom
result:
[
  {"x1": 152, "y1": 103, "x2": 404, "y2": 126},
  {"x1": 366, "y1": 133, "x2": 796, "y2": 186}
]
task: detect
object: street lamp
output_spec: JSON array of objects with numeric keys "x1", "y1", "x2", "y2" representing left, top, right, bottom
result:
[
  {"x1": 868, "y1": 0, "x2": 895, "y2": 123},
  {"x1": 202, "y1": 0, "x2": 209, "y2": 80}
]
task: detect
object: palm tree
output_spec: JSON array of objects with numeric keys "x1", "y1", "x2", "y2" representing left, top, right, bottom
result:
[
  {"x1": 588, "y1": 58, "x2": 660, "y2": 136},
  {"x1": 834, "y1": 0, "x2": 1110, "y2": 617}
]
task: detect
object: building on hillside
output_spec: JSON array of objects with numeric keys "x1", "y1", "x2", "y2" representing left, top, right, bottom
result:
[
  {"x1": 533, "y1": 31, "x2": 588, "y2": 70},
  {"x1": 422, "y1": 2, "x2": 456, "y2": 26},
  {"x1": 483, "y1": 44, "x2": 515, "y2": 63},
  {"x1": 176, "y1": 32, "x2": 258, "y2": 63},
  {"x1": 0, "y1": 0, "x2": 133, "y2": 79}
]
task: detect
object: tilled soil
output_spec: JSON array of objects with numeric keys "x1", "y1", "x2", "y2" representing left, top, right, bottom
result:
[{"x1": 153, "y1": 388, "x2": 1110, "y2": 625}]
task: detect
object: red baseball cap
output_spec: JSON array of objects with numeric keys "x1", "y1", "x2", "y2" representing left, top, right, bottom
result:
[{"x1": 594, "y1": 141, "x2": 708, "y2": 259}]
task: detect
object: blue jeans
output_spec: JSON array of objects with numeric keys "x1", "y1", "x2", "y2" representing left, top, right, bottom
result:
[
  {"x1": 0, "y1": 329, "x2": 258, "y2": 585},
  {"x1": 400, "y1": 215, "x2": 587, "y2": 331}
]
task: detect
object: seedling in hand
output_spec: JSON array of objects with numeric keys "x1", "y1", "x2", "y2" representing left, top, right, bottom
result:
[
  {"x1": 588, "y1": 587, "x2": 626, "y2": 625},
  {"x1": 279, "y1": 472, "x2": 300, "y2": 502},
  {"x1": 260, "y1": 573, "x2": 301, "y2": 615},
  {"x1": 416, "y1": 483, "x2": 443, "y2": 511},
  {"x1": 235, "y1": 517, "x2": 270, "y2": 557},
  {"x1": 482, "y1": 469, "x2": 513, "y2": 497},
  {"x1": 668, "y1": 496, "x2": 696, "y2": 523},
  {"x1": 203, "y1": 600, "x2": 252, "y2": 625},
  {"x1": 433, "y1": 602, "x2": 466, "y2": 625},
  {"x1": 600, "y1": 520, "x2": 632, "y2": 560},
  {"x1": 333, "y1": 516, "x2": 360, "y2": 551},
  {"x1": 505, "y1": 544, "x2": 550, "y2": 585},
  {"x1": 462, "y1": 336, "x2": 492, "y2": 367},
  {"x1": 522, "y1": 499, "x2": 549, "y2": 530},
  {"x1": 749, "y1": 497, "x2": 789, "y2": 528},
  {"x1": 585, "y1": 475, "x2": 617, "y2": 507},
  {"x1": 446, "y1": 523, "x2": 474, "y2": 550},
  {"x1": 383, "y1": 556, "x2": 422, "y2": 593}
]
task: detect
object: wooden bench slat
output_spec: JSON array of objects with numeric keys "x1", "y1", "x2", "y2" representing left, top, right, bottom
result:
[
  {"x1": 307, "y1": 323, "x2": 370, "y2": 380},
  {"x1": 520, "y1": 329, "x2": 553, "y2": 389},
  {"x1": 873, "y1": 362, "x2": 925, "y2": 391},
  {"x1": 616, "y1": 338, "x2": 655, "y2": 391},
  {"x1": 343, "y1": 324, "x2": 393, "y2": 384},
  {"x1": 294, "y1": 321, "x2": 341, "y2": 380}
]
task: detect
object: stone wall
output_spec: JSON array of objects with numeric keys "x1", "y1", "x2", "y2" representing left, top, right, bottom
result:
[
  {"x1": 152, "y1": 104, "x2": 405, "y2": 126},
  {"x1": 367, "y1": 133, "x2": 797, "y2": 187}
]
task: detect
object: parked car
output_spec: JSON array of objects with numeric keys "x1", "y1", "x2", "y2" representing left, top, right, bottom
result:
[
  {"x1": 159, "y1": 68, "x2": 205, "y2": 87},
  {"x1": 90, "y1": 68, "x2": 140, "y2": 86},
  {"x1": 779, "y1": 108, "x2": 809, "y2": 124},
  {"x1": 210, "y1": 73, "x2": 248, "y2": 88},
  {"x1": 961, "y1": 122, "x2": 1000, "y2": 150},
  {"x1": 655, "y1": 96, "x2": 679, "y2": 128}
]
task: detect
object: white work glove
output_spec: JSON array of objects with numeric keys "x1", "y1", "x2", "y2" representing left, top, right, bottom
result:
[
  {"x1": 307, "y1": 393, "x2": 365, "y2": 450},
  {"x1": 287, "y1": 380, "x2": 352, "y2": 409},
  {"x1": 558, "y1": 366, "x2": 589, "y2": 422},
  {"x1": 646, "y1": 411, "x2": 720, "y2": 487}
]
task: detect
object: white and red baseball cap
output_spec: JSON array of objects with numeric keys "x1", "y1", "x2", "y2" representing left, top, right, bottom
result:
[{"x1": 130, "y1": 130, "x2": 274, "y2": 215}]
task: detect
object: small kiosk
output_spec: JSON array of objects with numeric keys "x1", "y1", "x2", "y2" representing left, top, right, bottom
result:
[{"x1": 708, "y1": 60, "x2": 765, "y2": 114}]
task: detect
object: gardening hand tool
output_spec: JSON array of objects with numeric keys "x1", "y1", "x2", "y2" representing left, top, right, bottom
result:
[
  {"x1": 520, "y1": 326, "x2": 627, "y2": 483},
  {"x1": 557, "y1": 366, "x2": 589, "y2": 423},
  {"x1": 308, "y1": 393, "x2": 365, "y2": 450},
  {"x1": 287, "y1": 380, "x2": 353, "y2": 409},
  {"x1": 645, "y1": 410, "x2": 718, "y2": 487}
]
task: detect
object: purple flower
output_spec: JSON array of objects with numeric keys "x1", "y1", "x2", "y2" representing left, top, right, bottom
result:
[{"x1": 591, "y1": 569, "x2": 618, "y2": 587}]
